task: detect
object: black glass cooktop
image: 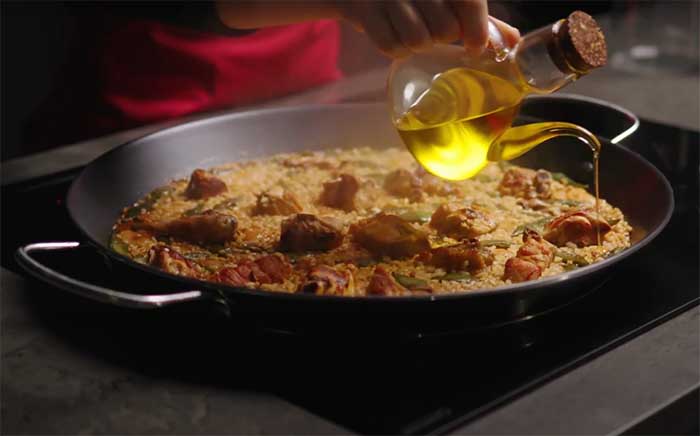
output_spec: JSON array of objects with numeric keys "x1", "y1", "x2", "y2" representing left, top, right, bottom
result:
[{"x1": 1, "y1": 118, "x2": 698, "y2": 434}]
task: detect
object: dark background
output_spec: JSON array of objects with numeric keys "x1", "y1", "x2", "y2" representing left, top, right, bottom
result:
[{"x1": 1, "y1": 1, "x2": 613, "y2": 161}]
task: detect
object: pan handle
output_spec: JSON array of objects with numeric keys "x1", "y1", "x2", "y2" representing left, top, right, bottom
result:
[{"x1": 16, "y1": 242, "x2": 222, "y2": 309}]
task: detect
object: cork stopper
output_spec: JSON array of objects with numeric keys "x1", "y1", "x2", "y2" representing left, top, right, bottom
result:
[{"x1": 549, "y1": 11, "x2": 607, "y2": 75}]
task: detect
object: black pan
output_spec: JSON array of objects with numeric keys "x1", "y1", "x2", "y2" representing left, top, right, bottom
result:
[{"x1": 16, "y1": 95, "x2": 673, "y2": 337}]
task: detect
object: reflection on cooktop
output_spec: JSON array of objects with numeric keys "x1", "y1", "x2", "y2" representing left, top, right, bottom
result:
[{"x1": 1, "y1": 118, "x2": 698, "y2": 434}]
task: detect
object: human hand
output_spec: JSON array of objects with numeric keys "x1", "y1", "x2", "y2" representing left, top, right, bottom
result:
[{"x1": 337, "y1": 0, "x2": 520, "y2": 58}]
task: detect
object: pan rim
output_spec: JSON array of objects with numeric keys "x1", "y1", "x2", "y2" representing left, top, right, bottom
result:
[{"x1": 66, "y1": 101, "x2": 675, "y2": 304}]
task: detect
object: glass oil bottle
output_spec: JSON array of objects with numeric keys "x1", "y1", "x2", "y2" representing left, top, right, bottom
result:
[{"x1": 388, "y1": 10, "x2": 608, "y2": 181}]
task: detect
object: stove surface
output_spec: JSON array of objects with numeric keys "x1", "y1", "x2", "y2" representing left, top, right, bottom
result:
[{"x1": 1, "y1": 118, "x2": 698, "y2": 434}]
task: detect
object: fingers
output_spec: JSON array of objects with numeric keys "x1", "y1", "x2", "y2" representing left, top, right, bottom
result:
[
  {"x1": 341, "y1": 0, "x2": 518, "y2": 59},
  {"x1": 414, "y1": 0, "x2": 461, "y2": 44},
  {"x1": 489, "y1": 17, "x2": 521, "y2": 48},
  {"x1": 448, "y1": 0, "x2": 489, "y2": 55},
  {"x1": 386, "y1": 1, "x2": 433, "y2": 52},
  {"x1": 345, "y1": 1, "x2": 412, "y2": 58}
]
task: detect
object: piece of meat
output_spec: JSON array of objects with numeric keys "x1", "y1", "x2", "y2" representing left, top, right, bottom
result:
[
  {"x1": 298, "y1": 265, "x2": 356, "y2": 296},
  {"x1": 319, "y1": 173, "x2": 360, "y2": 211},
  {"x1": 367, "y1": 266, "x2": 407, "y2": 296},
  {"x1": 543, "y1": 210, "x2": 611, "y2": 247},
  {"x1": 533, "y1": 170, "x2": 552, "y2": 198},
  {"x1": 279, "y1": 214, "x2": 344, "y2": 252},
  {"x1": 517, "y1": 198, "x2": 550, "y2": 211},
  {"x1": 134, "y1": 211, "x2": 237, "y2": 244},
  {"x1": 383, "y1": 169, "x2": 424, "y2": 202},
  {"x1": 255, "y1": 253, "x2": 293, "y2": 282},
  {"x1": 502, "y1": 229, "x2": 554, "y2": 283},
  {"x1": 213, "y1": 266, "x2": 250, "y2": 286},
  {"x1": 350, "y1": 213, "x2": 430, "y2": 259},
  {"x1": 517, "y1": 229, "x2": 555, "y2": 270},
  {"x1": 429, "y1": 204, "x2": 497, "y2": 240},
  {"x1": 185, "y1": 169, "x2": 227, "y2": 199},
  {"x1": 253, "y1": 189, "x2": 303, "y2": 216},
  {"x1": 422, "y1": 239, "x2": 494, "y2": 272},
  {"x1": 498, "y1": 168, "x2": 552, "y2": 199},
  {"x1": 503, "y1": 257, "x2": 542, "y2": 283},
  {"x1": 214, "y1": 253, "x2": 292, "y2": 286},
  {"x1": 148, "y1": 245, "x2": 202, "y2": 277}
]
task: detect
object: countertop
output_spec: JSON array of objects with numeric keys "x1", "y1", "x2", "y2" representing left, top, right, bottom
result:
[{"x1": 2, "y1": 8, "x2": 699, "y2": 434}]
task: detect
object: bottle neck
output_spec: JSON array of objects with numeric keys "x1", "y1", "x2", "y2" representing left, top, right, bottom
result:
[{"x1": 510, "y1": 22, "x2": 581, "y2": 94}]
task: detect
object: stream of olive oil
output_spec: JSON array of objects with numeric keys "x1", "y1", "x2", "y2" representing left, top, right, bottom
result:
[{"x1": 396, "y1": 67, "x2": 602, "y2": 244}]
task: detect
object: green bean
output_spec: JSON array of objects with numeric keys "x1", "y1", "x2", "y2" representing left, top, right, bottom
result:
[
  {"x1": 392, "y1": 273, "x2": 428, "y2": 289},
  {"x1": 183, "y1": 203, "x2": 206, "y2": 216},
  {"x1": 512, "y1": 217, "x2": 551, "y2": 236},
  {"x1": 437, "y1": 272, "x2": 472, "y2": 282},
  {"x1": 479, "y1": 240, "x2": 512, "y2": 249},
  {"x1": 555, "y1": 249, "x2": 589, "y2": 266},
  {"x1": 124, "y1": 186, "x2": 174, "y2": 218},
  {"x1": 397, "y1": 210, "x2": 433, "y2": 223}
]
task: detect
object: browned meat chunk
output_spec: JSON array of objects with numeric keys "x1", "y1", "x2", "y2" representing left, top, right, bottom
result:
[
  {"x1": 423, "y1": 240, "x2": 494, "y2": 272},
  {"x1": 253, "y1": 189, "x2": 303, "y2": 216},
  {"x1": 214, "y1": 253, "x2": 292, "y2": 286},
  {"x1": 498, "y1": 168, "x2": 552, "y2": 199},
  {"x1": 350, "y1": 213, "x2": 430, "y2": 259},
  {"x1": 503, "y1": 230, "x2": 554, "y2": 283},
  {"x1": 544, "y1": 210, "x2": 611, "y2": 247},
  {"x1": 279, "y1": 214, "x2": 344, "y2": 252},
  {"x1": 503, "y1": 257, "x2": 542, "y2": 283},
  {"x1": 517, "y1": 229, "x2": 555, "y2": 270},
  {"x1": 134, "y1": 211, "x2": 237, "y2": 244},
  {"x1": 367, "y1": 266, "x2": 407, "y2": 296},
  {"x1": 299, "y1": 265, "x2": 356, "y2": 296},
  {"x1": 429, "y1": 204, "x2": 497, "y2": 240},
  {"x1": 148, "y1": 245, "x2": 202, "y2": 277},
  {"x1": 517, "y1": 198, "x2": 550, "y2": 211},
  {"x1": 384, "y1": 169, "x2": 423, "y2": 202},
  {"x1": 319, "y1": 173, "x2": 359, "y2": 211},
  {"x1": 185, "y1": 169, "x2": 227, "y2": 199}
]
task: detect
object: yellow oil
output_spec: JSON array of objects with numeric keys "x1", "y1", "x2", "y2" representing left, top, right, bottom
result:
[
  {"x1": 395, "y1": 67, "x2": 603, "y2": 243},
  {"x1": 396, "y1": 68, "x2": 523, "y2": 180}
]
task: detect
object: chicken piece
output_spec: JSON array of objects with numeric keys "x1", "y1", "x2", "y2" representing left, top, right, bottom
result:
[
  {"x1": 517, "y1": 198, "x2": 550, "y2": 211},
  {"x1": 299, "y1": 265, "x2": 356, "y2": 296},
  {"x1": 422, "y1": 239, "x2": 494, "y2": 272},
  {"x1": 383, "y1": 169, "x2": 423, "y2": 202},
  {"x1": 367, "y1": 266, "x2": 407, "y2": 296},
  {"x1": 214, "y1": 253, "x2": 292, "y2": 286},
  {"x1": 319, "y1": 173, "x2": 360, "y2": 211},
  {"x1": 350, "y1": 213, "x2": 430, "y2": 259},
  {"x1": 502, "y1": 230, "x2": 554, "y2": 283},
  {"x1": 134, "y1": 211, "x2": 237, "y2": 244},
  {"x1": 498, "y1": 168, "x2": 552, "y2": 199},
  {"x1": 429, "y1": 204, "x2": 497, "y2": 240},
  {"x1": 148, "y1": 245, "x2": 202, "y2": 277},
  {"x1": 279, "y1": 214, "x2": 344, "y2": 252},
  {"x1": 185, "y1": 169, "x2": 227, "y2": 199},
  {"x1": 503, "y1": 257, "x2": 542, "y2": 283},
  {"x1": 533, "y1": 170, "x2": 552, "y2": 198},
  {"x1": 253, "y1": 188, "x2": 303, "y2": 216},
  {"x1": 517, "y1": 229, "x2": 555, "y2": 270},
  {"x1": 544, "y1": 210, "x2": 611, "y2": 247}
]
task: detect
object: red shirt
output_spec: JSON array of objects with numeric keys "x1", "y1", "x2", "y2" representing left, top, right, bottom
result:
[{"x1": 26, "y1": 18, "x2": 341, "y2": 152}]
